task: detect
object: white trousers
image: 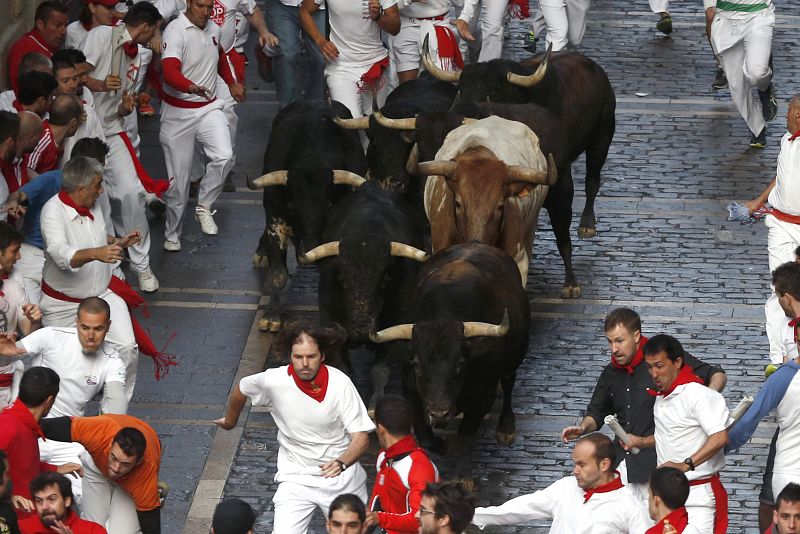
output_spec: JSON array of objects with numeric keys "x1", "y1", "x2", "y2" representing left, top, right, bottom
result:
[
  {"x1": 325, "y1": 61, "x2": 390, "y2": 150},
  {"x1": 272, "y1": 466, "x2": 368, "y2": 534},
  {"x1": 11, "y1": 243, "x2": 44, "y2": 305},
  {"x1": 104, "y1": 134, "x2": 152, "y2": 273},
  {"x1": 685, "y1": 482, "x2": 716, "y2": 533},
  {"x1": 39, "y1": 440, "x2": 88, "y2": 504},
  {"x1": 79, "y1": 450, "x2": 141, "y2": 533},
  {"x1": 159, "y1": 99, "x2": 233, "y2": 242},
  {"x1": 764, "y1": 215, "x2": 800, "y2": 363},
  {"x1": 474, "y1": 0, "x2": 507, "y2": 61},
  {"x1": 191, "y1": 78, "x2": 238, "y2": 183},
  {"x1": 710, "y1": 11, "x2": 774, "y2": 136},
  {"x1": 41, "y1": 289, "x2": 138, "y2": 401},
  {"x1": 533, "y1": 0, "x2": 589, "y2": 50},
  {"x1": 649, "y1": 0, "x2": 667, "y2": 14}
]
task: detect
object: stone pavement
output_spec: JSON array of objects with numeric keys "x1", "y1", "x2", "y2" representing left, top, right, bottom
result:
[{"x1": 119, "y1": 1, "x2": 800, "y2": 532}]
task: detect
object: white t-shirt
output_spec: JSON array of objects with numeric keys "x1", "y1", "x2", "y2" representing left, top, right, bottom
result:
[
  {"x1": 61, "y1": 100, "x2": 107, "y2": 167},
  {"x1": 0, "y1": 278, "x2": 30, "y2": 407},
  {"x1": 768, "y1": 132, "x2": 800, "y2": 215},
  {"x1": 472, "y1": 476, "x2": 651, "y2": 533},
  {"x1": 21, "y1": 326, "x2": 126, "y2": 418},
  {"x1": 161, "y1": 13, "x2": 223, "y2": 102},
  {"x1": 239, "y1": 365, "x2": 375, "y2": 481},
  {"x1": 314, "y1": 0, "x2": 395, "y2": 67},
  {"x1": 66, "y1": 20, "x2": 90, "y2": 50},
  {"x1": 0, "y1": 90, "x2": 15, "y2": 113},
  {"x1": 209, "y1": 0, "x2": 255, "y2": 52},
  {"x1": 654, "y1": 382, "x2": 730, "y2": 480},
  {"x1": 83, "y1": 25, "x2": 143, "y2": 136}
]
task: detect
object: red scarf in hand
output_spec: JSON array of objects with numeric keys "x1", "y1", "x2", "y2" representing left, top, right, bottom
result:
[
  {"x1": 611, "y1": 335, "x2": 647, "y2": 375},
  {"x1": 357, "y1": 57, "x2": 389, "y2": 94},
  {"x1": 58, "y1": 191, "x2": 93, "y2": 220},
  {"x1": 288, "y1": 364, "x2": 329, "y2": 403},
  {"x1": 645, "y1": 507, "x2": 690, "y2": 534},
  {"x1": 434, "y1": 26, "x2": 464, "y2": 71},
  {"x1": 647, "y1": 364, "x2": 703, "y2": 397},
  {"x1": 583, "y1": 471, "x2": 623, "y2": 503}
]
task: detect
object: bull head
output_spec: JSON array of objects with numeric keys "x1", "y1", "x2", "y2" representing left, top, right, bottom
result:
[
  {"x1": 298, "y1": 240, "x2": 429, "y2": 265},
  {"x1": 369, "y1": 308, "x2": 510, "y2": 343},
  {"x1": 422, "y1": 35, "x2": 461, "y2": 83},
  {"x1": 506, "y1": 43, "x2": 552, "y2": 88},
  {"x1": 247, "y1": 170, "x2": 366, "y2": 190},
  {"x1": 416, "y1": 153, "x2": 556, "y2": 186}
]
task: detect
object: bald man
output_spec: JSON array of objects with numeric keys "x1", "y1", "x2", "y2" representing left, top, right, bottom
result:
[{"x1": 26, "y1": 94, "x2": 82, "y2": 179}]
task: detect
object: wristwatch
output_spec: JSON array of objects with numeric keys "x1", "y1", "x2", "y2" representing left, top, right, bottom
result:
[
  {"x1": 335, "y1": 459, "x2": 347, "y2": 472},
  {"x1": 683, "y1": 457, "x2": 695, "y2": 471}
]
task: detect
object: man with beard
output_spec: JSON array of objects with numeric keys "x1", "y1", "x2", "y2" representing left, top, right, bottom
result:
[
  {"x1": 215, "y1": 320, "x2": 374, "y2": 533},
  {"x1": 471, "y1": 433, "x2": 650, "y2": 532},
  {"x1": 417, "y1": 482, "x2": 474, "y2": 534},
  {"x1": 19, "y1": 472, "x2": 106, "y2": 533},
  {"x1": 326, "y1": 494, "x2": 367, "y2": 534}
]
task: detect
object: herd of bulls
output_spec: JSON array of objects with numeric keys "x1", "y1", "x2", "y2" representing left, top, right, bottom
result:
[{"x1": 249, "y1": 43, "x2": 617, "y2": 486}]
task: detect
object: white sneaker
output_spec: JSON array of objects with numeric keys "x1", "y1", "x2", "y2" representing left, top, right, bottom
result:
[
  {"x1": 137, "y1": 266, "x2": 159, "y2": 293},
  {"x1": 163, "y1": 239, "x2": 181, "y2": 252},
  {"x1": 195, "y1": 206, "x2": 218, "y2": 235}
]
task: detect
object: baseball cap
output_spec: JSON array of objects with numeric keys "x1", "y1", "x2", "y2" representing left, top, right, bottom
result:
[
  {"x1": 83, "y1": 0, "x2": 118, "y2": 7},
  {"x1": 212, "y1": 499, "x2": 256, "y2": 534}
]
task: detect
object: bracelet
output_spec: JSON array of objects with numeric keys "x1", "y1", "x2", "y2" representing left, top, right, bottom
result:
[{"x1": 335, "y1": 459, "x2": 347, "y2": 472}]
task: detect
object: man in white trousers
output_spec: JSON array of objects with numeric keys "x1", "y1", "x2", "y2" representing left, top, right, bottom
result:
[
  {"x1": 528, "y1": 0, "x2": 590, "y2": 51},
  {"x1": 745, "y1": 95, "x2": 800, "y2": 365},
  {"x1": 707, "y1": 0, "x2": 777, "y2": 148},
  {"x1": 300, "y1": 0, "x2": 399, "y2": 123},
  {"x1": 159, "y1": 0, "x2": 235, "y2": 250},
  {"x1": 456, "y1": 0, "x2": 530, "y2": 61},
  {"x1": 81, "y1": 2, "x2": 164, "y2": 292},
  {"x1": 215, "y1": 320, "x2": 375, "y2": 533}
]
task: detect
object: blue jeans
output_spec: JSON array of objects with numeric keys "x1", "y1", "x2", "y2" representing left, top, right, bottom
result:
[{"x1": 263, "y1": 0, "x2": 326, "y2": 108}]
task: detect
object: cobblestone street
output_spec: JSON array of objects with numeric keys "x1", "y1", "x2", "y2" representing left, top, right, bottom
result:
[{"x1": 122, "y1": 0, "x2": 800, "y2": 532}]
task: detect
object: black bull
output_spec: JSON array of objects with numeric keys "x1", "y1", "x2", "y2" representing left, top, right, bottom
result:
[
  {"x1": 251, "y1": 100, "x2": 367, "y2": 332},
  {"x1": 424, "y1": 44, "x2": 616, "y2": 241},
  {"x1": 370, "y1": 243, "x2": 530, "y2": 486}
]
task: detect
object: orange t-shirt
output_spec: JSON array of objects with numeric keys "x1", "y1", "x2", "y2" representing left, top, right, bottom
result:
[{"x1": 72, "y1": 414, "x2": 162, "y2": 511}]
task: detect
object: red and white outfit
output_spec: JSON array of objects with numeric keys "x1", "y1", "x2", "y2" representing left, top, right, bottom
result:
[
  {"x1": 390, "y1": 0, "x2": 462, "y2": 74},
  {"x1": 0, "y1": 278, "x2": 33, "y2": 409},
  {"x1": 763, "y1": 131, "x2": 800, "y2": 364},
  {"x1": 27, "y1": 121, "x2": 63, "y2": 176},
  {"x1": 457, "y1": 0, "x2": 528, "y2": 61},
  {"x1": 159, "y1": 12, "x2": 234, "y2": 243},
  {"x1": 369, "y1": 435, "x2": 439, "y2": 533},
  {"x1": 60, "y1": 94, "x2": 107, "y2": 169},
  {"x1": 39, "y1": 193, "x2": 139, "y2": 401},
  {"x1": 652, "y1": 367, "x2": 730, "y2": 533},
  {"x1": 7, "y1": 29, "x2": 58, "y2": 93},
  {"x1": 314, "y1": 0, "x2": 397, "y2": 121},
  {"x1": 645, "y1": 507, "x2": 701, "y2": 534},
  {"x1": 238, "y1": 364, "x2": 375, "y2": 534},
  {"x1": 471, "y1": 473, "x2": 651, "y2": 532},
  {"x1": 82, "y1": 24, "x2": 166, "y2": 275},
  {"x1": 19, "y1": 509, "x2": 107, "y2": 534}
]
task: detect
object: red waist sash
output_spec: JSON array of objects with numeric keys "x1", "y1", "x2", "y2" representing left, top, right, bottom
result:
[
  {"x1": 688, "y1": 474, "x2": 728, "y2": 534},
  {"x1": 769, "y1": 208, "x2": 800, "y2": 225}
]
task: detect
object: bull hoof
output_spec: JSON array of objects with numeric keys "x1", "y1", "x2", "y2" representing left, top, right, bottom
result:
[
  {"x1": 258, "y1": 317, "x2": 281, "y2": 333},
  {"x1": 252, "y1": 254, "x2": 268, "y2": 268},
  {"x1": 496, "y1": 429, "x2": 516, "y2": 446},
  {"x1": 560, "y1": 285, "x2": 582, "y2": 299},
  {"x1": 577, "y1": 226, "x2": 597, "y2": 238}
]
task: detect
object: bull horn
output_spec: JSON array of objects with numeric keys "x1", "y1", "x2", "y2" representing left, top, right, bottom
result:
[
  {"x1": 422, "y1": 34, "x2": 461, "y2": 83},
  {"x1": 506, "y1": 164, "x2": 548, "y2": 185},
  {"x1": 333, "y1": 115, "x2": 370, "y2": 130},
  {"x1": 417, "y1": 160, "x2": 457, "y2": 178},
  {"x1": 461, "y1": 118, "x2": 478, "y2": 125},
  {"x1": 248, "y1": 170, "x2": 288, "y2": 189},
  {"x1": 332, "y1": 170, "x2": 367, "y2": 187},
  {"x1": 374, "y1": 109, "x2": 417, "y2": 130},
  {"x1": 370, "y1": 323, "x2": 414, "y2": 343},
  {"x1": 506, "y1": 43, "x2": 552, "y2": 87},
  {"x1": 463, "y1": 309, "x2": 510, "y2": 338},
  {"x1": 406, "y1": 144, "x2": 421, "y2": 175},
  {"x1": 390, "y1": 242, "x2": 429, "y2": 262},
  {"x1": 297, "y1": 241, "x2": 340, "y2": 265}
]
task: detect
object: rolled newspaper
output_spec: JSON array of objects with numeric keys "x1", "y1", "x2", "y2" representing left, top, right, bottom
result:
[
  {"x1": 604, "y1": 415, "x2": 640, "y2": 455},
  {"x1": 729, "y1": 395, "x2": 754, "y2": 425}
]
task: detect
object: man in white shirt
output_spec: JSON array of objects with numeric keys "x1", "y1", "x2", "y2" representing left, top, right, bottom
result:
[
  {"x1": 300, "y1": 0, "x2": 400, "y2": 122},
  {"x1": 215, "y1": 320, "x2": 375, "y2": 533},
  {"x1": 39, "y1": 156, "x2": 141, "y2": 401},
  {"x1": 471, "y1": 433, "x2": 651, "y2": 532},
  {"x1": 159, "y1": 0, "x2": 235, "y2": 250},
  {"x1": 625, "y1": 334, "x2": 730, "y2": 533}
]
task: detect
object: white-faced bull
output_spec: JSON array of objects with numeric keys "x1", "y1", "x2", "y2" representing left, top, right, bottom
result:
[
  {"x1": 370, "y1": 243, "x2": 530, "y2": 488},
  {"x1": 251, "y1": 100, "x2": 368, "y2": 332}
]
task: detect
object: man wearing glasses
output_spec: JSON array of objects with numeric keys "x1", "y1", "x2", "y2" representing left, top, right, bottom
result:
[{"x1": 416, "y1": 482, "x2": 474, "y2": 534}]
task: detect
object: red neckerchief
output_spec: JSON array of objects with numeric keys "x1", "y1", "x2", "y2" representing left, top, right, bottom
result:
[
  {"x1": 58, "y1": 190, "x2": 94, "y2": 220},
  {"x1": 124, "y1": 42, "x2": 138, "y2": 58},
  {"x1": 287, "y1": 364, "x2": 329, "y2": 403},
  {"x1": 645, "y1": 507, "x2": 690, "y2": 534},
  {"x1": 789, "y1": 130, "x2": 800, "y2": 141},
  {"x1": 0, "y1": 273, "x2": 8, "y2": 297},
  {"x1": 583, "y1": 471, "x2": 623, "y2": 503},
  {"x1": 12, "y1": 100, "x2": 23, "y2": 112},
  {"x1": 647, "y1": 364, "x2": 703, "y2": 397},
  {"x1": 82, "y1": 21, "x2": 93, "y2": 32},
  {"x1": 357, "y1": 57, "x2": 389, "y2": 94},
  {"x1": 611, "y1": 335, "x2": 647, "y2": 375},
  {"x1": 3, "y1": 398, "x2": 45, "y2": 440},
  {"x1": 379, "y1": 434, "x2": 419, "y2": 469},
  {"x1": 789, "y1": 316, "x2": 800, "y2": 345}
]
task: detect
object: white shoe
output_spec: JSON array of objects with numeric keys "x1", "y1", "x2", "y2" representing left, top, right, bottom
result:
[
  {"x1": 137, "y1": 266, "x2": 159, "y2": 293},
  {"x1": 195, "y1": 206, "x2": 218, "y2": 235},
  {"x1": 163, "y1": 239, "x2": 181, "y2": 252}
]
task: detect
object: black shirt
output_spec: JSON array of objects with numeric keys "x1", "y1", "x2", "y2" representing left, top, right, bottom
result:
[
  {"x1": 585, "y1": 352, "x2": 724, "y2": 483},
  {"x1": 0, "y1": 499, "x2": 20, "y2": 534}
]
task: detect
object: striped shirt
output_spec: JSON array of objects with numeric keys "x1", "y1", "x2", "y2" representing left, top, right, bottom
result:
[{"x1": 27, "y1": 122, "x2": 62, "y2": 175}]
